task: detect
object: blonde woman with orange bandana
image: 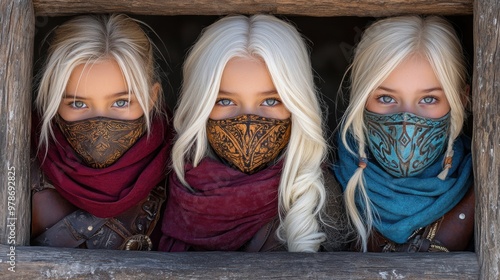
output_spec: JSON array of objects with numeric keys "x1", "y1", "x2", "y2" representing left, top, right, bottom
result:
[{"x1": 159, "y1": 14, "x2": 349, "y2": 252}]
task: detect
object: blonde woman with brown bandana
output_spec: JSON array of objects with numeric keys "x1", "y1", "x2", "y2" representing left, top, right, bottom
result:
[{"x1": 31, "y1": 14, "x2": 173, "y2": 250}]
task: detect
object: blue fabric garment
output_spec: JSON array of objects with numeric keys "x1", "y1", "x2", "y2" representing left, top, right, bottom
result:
[{"x1": 332, "y1": 133, "x2": 473, "y2": 243}]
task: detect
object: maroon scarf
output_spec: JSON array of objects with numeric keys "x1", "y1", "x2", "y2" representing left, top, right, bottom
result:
[
  {"x1": 33, "y1": 113, "x2": 172, "y2": 218},
  {"x1": 159, "y1": 157, "x2": 282, "y2": 252}
]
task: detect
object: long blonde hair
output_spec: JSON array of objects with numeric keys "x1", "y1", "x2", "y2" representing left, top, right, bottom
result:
[
  {"x1": 36, "y1": 14, "x2": 163, "y2": 151},
  {"x1": 172, "y1": 14, "x2": 328, "y2": 252},
  {"x1": 341, "y1": 16, "x2": 468, "y2": 251}
]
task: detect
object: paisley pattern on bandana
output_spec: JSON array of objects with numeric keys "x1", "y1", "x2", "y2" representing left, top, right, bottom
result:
[
  {"x1": 57, "y1": 116, "x2": 146, "y2": 168},
  {"x1": 364, "y1": 110, "x2": 450, "y2": 177},
  {"x1": 207, "y1": 114, "x2": 291, "y2": 174}
]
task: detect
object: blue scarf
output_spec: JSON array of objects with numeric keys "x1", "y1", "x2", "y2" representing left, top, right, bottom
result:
[{"x1": 332, "y1": 134, "x2": 472, "y2": 243}]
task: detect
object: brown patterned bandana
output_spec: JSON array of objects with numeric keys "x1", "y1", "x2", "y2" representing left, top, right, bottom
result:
[
  {"x1": 56, "y1": 116, "x2": 146, "y2": 168},
  {"x1": 206, "y1": 114, "x2": 291, "y2": 174}
]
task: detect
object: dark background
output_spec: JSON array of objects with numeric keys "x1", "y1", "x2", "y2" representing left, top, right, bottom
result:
[{"x1": 33, "y1": 14, "x2": 474, "y2": 149}]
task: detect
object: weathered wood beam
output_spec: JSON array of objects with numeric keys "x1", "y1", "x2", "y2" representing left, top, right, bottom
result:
[
  {"x1": 0, "y1": 0, "x2": 34, "y2": 246},
  {"x1": 32, "y1": 0, "x2": 472, "y2": 17},
  {"x1": 0, "y1": 245, "x2": 479, "y2": 278},
  {"x1": 473, "y1": 1, "x2": 500, "y2": 280}
]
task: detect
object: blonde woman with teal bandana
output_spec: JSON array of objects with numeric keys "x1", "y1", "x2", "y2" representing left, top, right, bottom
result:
[{"x1": 332, "y1": 16, "x2": 474, "y2": 252}]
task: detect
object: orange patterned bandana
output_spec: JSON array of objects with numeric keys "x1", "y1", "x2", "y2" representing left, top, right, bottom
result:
[
  {"x1": 56, "y1": 116, "x2": 146, "y2": 168},
  {"x1": 206, "y1": 114, "x2": 291, "y2": 174}
]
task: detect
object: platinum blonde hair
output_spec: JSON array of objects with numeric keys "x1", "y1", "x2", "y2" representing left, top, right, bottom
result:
[
  {"x1": 340, "y1": 16, "x2": 468, "y2": 251},
  {"x1": 172, "y1": 14, "x2": 328, "y2": 252},
  {"x1": 36, "y1": 14, "x2": 162, "y2": 150}
]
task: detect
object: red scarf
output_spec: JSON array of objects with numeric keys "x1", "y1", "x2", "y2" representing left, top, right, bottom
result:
[
  {"x1": 33, "y1": 113, "x2": 172, "y2": 218},
  {"x1": 159, "y1": 157, "x2": 282, "y2": 251}
]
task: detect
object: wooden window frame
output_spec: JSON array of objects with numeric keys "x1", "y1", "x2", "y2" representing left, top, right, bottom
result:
[{"x1": 1, "y1": 1, "x2": 497, "y2": 278}]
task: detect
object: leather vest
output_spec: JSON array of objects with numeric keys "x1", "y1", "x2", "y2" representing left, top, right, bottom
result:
[{"x1": 31, "y1": 163, "x2": 166, "y2": 250}]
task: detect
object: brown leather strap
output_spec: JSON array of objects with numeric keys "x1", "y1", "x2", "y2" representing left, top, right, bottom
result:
[
  {"x1": 32, "y1": 183, "x2": 166, "y2": 250},
  {"x1": 240, "y1": 218, "x2": 285, "y2": 252},
  {"x1": 32, "y1": 209, "x2": 107, "y2": 247}
]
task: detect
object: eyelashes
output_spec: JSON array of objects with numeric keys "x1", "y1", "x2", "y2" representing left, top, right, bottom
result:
[
  {"x1": 68, "y1": 100, "x2": 87, "y2": 109},
  {"x1": 215, "y1": 98, "x2": 234, "y2": 106},
  {"x1": 373, "y1": 94, "x2": 439, "y2": 105},
  {"x1": 374, "y1": 95, "x2": 395, "y2": 104},
  {"x1": 215, "y1": 98, "x2": 283, "y2": 107},
  {"x1": 420, "y1": 96, "x2": 439, "y2": 104},
  {"x1": 112, "y1": 99, "x2": 130, "y2": 108},
  {"x1": 261, "y1": 98, "x2": 281, "y2": 106},
  {"x1": 65, "y1": 99, "x2": 131, "y2": 110}
]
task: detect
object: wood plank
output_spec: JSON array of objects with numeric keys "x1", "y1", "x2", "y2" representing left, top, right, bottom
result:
[
  {"x1": 473, "y1": 0, "x2": 500, "y2": 280},
  {"x1": 276, "y1": 0, "x2": 473, "y2": 17},
  {"x1": 0, "y1": 245, "x2": 479, "y2": 278},
  {"x1": 0, "y1": 0, "x2": 35, "y2": 246},
  {"x1": 32, "y1": 0, "x2": 472, "y2": 16}
]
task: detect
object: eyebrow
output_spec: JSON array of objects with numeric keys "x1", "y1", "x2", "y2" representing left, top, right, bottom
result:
[
  {"x1": 62, "y1": 91, "x2": 130, "y2": 100},
  {"x1": 422, "y1": 87, "x2": 444, "y2": 93},
  {"x1": 376, "y1": 86, "x2": 443, "y2": 93},
  {"x1": 376, "y1": 86, "x2": 396, "y2": 93},
  {"x1": 218, "y1": 89, "x2": 278, "y2": 95}
]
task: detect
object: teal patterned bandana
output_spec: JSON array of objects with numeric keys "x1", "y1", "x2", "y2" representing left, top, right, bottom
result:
[
  {"x1": 332, "y1": 133, "x2": 472, "y2": 243},
  {"x1": 364, "y1": 110, "x2": 450, "y2": 177}
]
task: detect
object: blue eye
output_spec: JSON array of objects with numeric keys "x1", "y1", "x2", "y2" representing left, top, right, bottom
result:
[
  {"x1": 378, "y1": 95, "x2": 395, "y2": 104},
  {"x1": 70, "y1": 101, "x2": 87, "y2": 109},
  {"x1": 216, "y1": 99, "x2": 234, "y2": 106},
  {"x1": 421, "y1": 96, "x2": 437, "y2": 104},
  {"x1": 113, "y1": 100, "x2": 129, "y2": 108},
  {"x1": 262, "y1": 98, "x2": 280, "y2": 106}
]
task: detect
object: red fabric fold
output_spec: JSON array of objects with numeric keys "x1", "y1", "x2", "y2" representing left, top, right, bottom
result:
[
  {"x1": 159, "y1": 157, "x2": 282, "y2": 251},
  {"x1": 33, "y1": 113, "x2": 173, "y2": 218}
]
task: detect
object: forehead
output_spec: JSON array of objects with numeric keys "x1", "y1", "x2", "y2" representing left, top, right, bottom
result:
[
  {"x1": 379, "y1": 55, "x2": 440, "y2": 88},
  {"x1": 66, "y1": 59, "x2": 127, "y2": 96},
  {"x1": 219, "y1": 57, "x2": 276, "y2": 94}
]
